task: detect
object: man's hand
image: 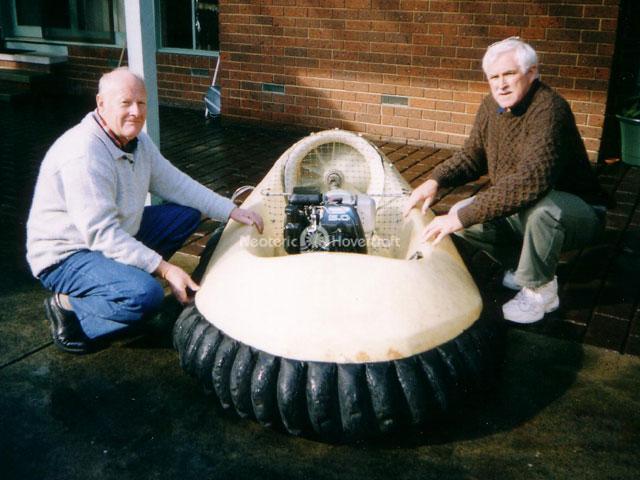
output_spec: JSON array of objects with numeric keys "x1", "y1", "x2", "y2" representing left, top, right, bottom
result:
[
  {"x1": 422, "y1": 210, "x2": 463, "y2": 246},
  {"x1": 155, "y1": 260, "x2": 199, "y2": 304},
  {"x1": 230, "y1": 207, "x2": 264, "y2": 234},
  {"x1": 403, "y1": 179, "x2": 439, "y2": 217}
]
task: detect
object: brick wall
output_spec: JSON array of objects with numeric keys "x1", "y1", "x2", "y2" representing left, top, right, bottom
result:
[
  {"x1": 220, "y1": 0, "x2": 620, "y2": 160},
  {"x1": 56, "y1": 45, "x2": 217, "y2": 108}
]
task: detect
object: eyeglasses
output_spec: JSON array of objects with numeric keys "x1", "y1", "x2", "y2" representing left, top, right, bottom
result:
[{"x1": 488, "y1": 36, "x2": 522, "y2": 48}]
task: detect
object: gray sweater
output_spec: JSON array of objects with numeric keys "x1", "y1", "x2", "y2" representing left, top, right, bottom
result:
[{"x1": 26, "y1": 112, "x2": 236, "y2": 277}]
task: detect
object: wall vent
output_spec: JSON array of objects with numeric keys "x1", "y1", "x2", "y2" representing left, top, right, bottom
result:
[
  {"x1": 381, "y1": 95, "x2": 409, "y2": 106},
  {"x1": 191, "y1": 68, "x2": 209, "y2": 77},
  {"x1": 262, "y1": 83, "x2": 286, "y2": 94}
]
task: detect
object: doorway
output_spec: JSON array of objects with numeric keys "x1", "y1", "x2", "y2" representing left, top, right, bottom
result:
[{"x1": 600, "y1": 0, "x2": 640, "y2": 160}]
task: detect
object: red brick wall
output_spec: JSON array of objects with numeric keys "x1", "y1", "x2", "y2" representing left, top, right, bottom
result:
[
  {"x1": 56, "y1": 46, "x2": 217, "y2": 108},
  {"x1": 220, "y1": 0, "x2": 620, "y2": 159}
]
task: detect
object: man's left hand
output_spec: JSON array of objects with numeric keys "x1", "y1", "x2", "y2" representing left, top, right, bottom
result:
[
  {"x1": 155, "y1": 260, "x2": 200, "y2": 304},
  {"x1": 230, "y1": 207, "x2": 264, "y2": 233},
  {"x1": 422, "y1": 210, "x2": 463, "y2": 245}
]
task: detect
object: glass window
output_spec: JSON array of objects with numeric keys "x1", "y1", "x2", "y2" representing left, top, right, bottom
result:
[
  {"x1": 159, "y1": 0, "x2": 218, "y2": 51},
  {"x1": 35, "y1": 0, "x2": 116, "y2": 43},
  {"x1": 78, "y1": 0, "x2": 114, "y2": 32},
  {"x1": 160, "y1": 0, "x2": 192, "y2": 49},
  {"x1": 15, "y1": 0, "x2": 43, "y2": 27},
  {"x1": 196, "y1": 0, "x2": 219, "y2": 51},
  {"x1": 11, "y1": 0, "x2": 119, "y2": 42},
  {"x1": 42, "y1": 0, "x2": 71, "y2": 29}
]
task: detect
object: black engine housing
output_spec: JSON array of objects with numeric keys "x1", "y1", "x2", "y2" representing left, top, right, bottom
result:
[{"x1": 284, "y1": 186, "x2": 367, "y2": 254}]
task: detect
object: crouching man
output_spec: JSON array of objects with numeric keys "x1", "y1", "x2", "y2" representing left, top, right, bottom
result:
[
  {"x1": 404, "y1": 38, "x2": 611, "y2": 324},
  {"x1": 26, "y1": 68, "x2": 263, "y2": 354}
]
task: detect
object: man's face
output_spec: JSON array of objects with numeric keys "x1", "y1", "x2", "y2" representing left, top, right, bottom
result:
[
  {"x1": 96, "y1": 73, "x2": 147, "y2": 141},
  {"x1": 486, "y1": 51, "x2": 537, "y2": 110}
]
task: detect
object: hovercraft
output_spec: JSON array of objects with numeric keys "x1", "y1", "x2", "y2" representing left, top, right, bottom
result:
[{"x1": 173, "y1": 129, "x2": 502, "y2": 442}]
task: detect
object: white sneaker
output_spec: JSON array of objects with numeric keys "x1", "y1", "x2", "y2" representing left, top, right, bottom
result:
[
  {"x1": 502, "y1": 270, "x2": 521, "y2": 291},
  {"x1": 502, "y1": 277, "x2": 559, "y2": 324}
]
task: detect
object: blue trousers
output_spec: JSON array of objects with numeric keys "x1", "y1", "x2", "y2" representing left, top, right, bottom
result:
[{"x1": 39, "y1": 203, "x2": 201, "y2": 339}]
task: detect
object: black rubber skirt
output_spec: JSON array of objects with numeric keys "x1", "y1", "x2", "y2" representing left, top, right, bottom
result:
[
  {"x1": 173, "y1": 302, "x2": 503, "y2": 442},
  {"x1": 174, "y1": 226, "x2": 503, "y2": 442}
]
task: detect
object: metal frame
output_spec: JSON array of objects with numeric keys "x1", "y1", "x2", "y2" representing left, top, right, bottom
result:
[
  {"x1": 9, "y1": 0, "x2": 43, "y2": 38},
  {"x1": 7, "y1": 0, "x2": 119, "y2": 45},
  {"x1": 156, "y1": 0, "x2": 219, "y2": 54}
]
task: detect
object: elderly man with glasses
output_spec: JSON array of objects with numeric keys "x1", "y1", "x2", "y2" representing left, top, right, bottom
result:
[{"x1": 404, "y1": 37, "x2": 612, "y2": 324}]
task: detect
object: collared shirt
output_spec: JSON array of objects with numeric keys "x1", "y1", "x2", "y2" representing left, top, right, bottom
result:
[
  {"x1": 92, "y1": 110, "x2": 139, "y2": 154},
  {"x1": 496, "y1": 79, "x2": 541, "y2": 116},
  {"x1": 430, "y1": 80, "x2": 609, "y2": 228},
  {"x1": 26, "y1": 112, "x2": 236, "y2": 277}
]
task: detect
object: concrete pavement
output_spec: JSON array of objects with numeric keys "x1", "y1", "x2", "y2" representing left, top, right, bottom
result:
[{"x1": 1, "y1": 272, "x2": 639, "y2": 480}]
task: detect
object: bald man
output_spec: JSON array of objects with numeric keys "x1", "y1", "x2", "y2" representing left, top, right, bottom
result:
[{"x1": 27, "y1": 68, "x2": 263, "y2": 354}]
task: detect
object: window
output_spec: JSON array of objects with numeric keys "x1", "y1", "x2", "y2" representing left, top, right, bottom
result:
[
  {"x1": 12, "y1": 0, "x2": 117, "y2": 44},
  {"x1": 15, "y1": 0, "x2": 43, "y2": 27},
  {"x1": 159, "y1": 0, "x2": 219, "y2": 52},
  {"x1": 44, "y1": 0, "x2": 115, "y2": 43}
]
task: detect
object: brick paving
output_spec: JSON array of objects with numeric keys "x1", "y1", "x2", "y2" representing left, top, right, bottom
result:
[{"x1": 2, "y1": 96, "x2": 639, "y2": 355}]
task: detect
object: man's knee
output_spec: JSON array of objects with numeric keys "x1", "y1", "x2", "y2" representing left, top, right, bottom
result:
[
  {"x1": 182, "y1": 205, "x2": 201, "y2": 228},
  {"x1": 522, "y1": 193, "x2": 571, "y2": 234},
  {"x1": 525, "y1": 205, "x2": 561, "y2": 230},
  {"x1": 524, "y1": 191, "x2": 601, "y2": 233},
  {"x1": 118, "y1": 276, "x2": 164, "y2": 320},
  {"x1": 166, "y1": 204, "x2": 201, "y2": 234}
]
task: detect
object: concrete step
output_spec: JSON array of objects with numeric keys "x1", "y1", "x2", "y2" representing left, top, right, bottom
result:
[
  {"x1": 0, "y1": 47, "x2": 36, "y2": 54},
  {"x1": 0, "y1": 42, "x2": 68, "y2": 77},
  {"x1": 0, "y1": 66, "x2": 59, "y2": 102},
  {"x1": 0, "y1": 68, "x2": 49, "y2": 84},
  {"x1": 4, "y1": 39, "x2": 68, "y2": 56},
  {"x1": 0, "y1": 83, "x2": 30, "y2": 103},
  {"x1": 0, "y1": 80, "x2": 30, "y2": 92},
  {"x1": 0, "y1": 50, "x2": 67, "y2": 67}
]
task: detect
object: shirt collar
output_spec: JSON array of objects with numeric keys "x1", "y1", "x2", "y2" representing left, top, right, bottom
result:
[
  {"x1": 92, "y1": 110, "x2": 139, "y2": 154},
  {"x1": 497, "y1": 79, "x2": 541, "y2": 116}
]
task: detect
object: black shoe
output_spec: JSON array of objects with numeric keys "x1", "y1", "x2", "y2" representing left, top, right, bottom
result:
[{"x1": 44, "y1": 295, "x2": 91, "y2": 354}]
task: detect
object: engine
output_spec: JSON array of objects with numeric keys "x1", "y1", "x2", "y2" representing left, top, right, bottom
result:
[{"x1": 284, "y1": 186, "x2": 374, "y2": 254}]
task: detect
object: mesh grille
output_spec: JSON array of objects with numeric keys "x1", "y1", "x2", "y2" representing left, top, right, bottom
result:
[
  {"x1": 261, "y1": 132, "x2": 410, "y2": 258},
  {"x1": 293, "y1": 143, "x2": 372, "y2": 193}
]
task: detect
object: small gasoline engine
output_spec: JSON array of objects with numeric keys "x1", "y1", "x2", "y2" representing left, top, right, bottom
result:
[{"x1": 284, "y1": 186, "x2": 375, "y2": 254}]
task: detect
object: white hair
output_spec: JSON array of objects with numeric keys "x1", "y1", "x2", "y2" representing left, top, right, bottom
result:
[
  {"x1": 482, "y1": 38, "x2": 539, "y2": 79},
  {"x1": 98, "y1": 67, "x2": 145, "y2": 95}
]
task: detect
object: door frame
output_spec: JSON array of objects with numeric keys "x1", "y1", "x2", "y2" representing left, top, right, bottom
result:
[{"x1": 8, "y1": 0, "x2": 44, "y2": 38}]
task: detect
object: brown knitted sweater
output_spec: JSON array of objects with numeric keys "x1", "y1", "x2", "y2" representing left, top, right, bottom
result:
[{"x1": 430, "y1": 80, "x2": 609, "y2": 228}]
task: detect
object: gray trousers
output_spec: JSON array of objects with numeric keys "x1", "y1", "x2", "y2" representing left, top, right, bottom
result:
[{"x1": 456, "y1": 190, "x2": 604, "y2": 288}]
